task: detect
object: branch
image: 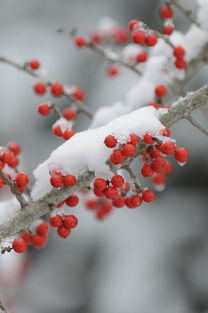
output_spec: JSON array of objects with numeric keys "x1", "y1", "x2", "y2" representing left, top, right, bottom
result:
[
  {"x1": 0, "y1": 56, "x2": 93, "y2": 119},
  {"x1": 186, "y1": 115, "x2": 208, "y2": 136},
  {"x1": 1, "y1": 83, "x2": 208, "y2": 240},
  {"x1": 0, "y1": 302, "x2": 7, "y2": 313},
  {"x1": 170, "y1": 0, "x2": 201, "y2": 28},
  {"x1": 0, "y1": 170, "x2": 28, "y2": 209},
  {"x1": 57, "y1": 27, "x2": 142, "y2": 76}
]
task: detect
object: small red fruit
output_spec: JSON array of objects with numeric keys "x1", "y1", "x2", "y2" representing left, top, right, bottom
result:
[
  {"x1": 74, "y1": 36, "x2": 87, "y2": 48},
  {"x1": 136, "y1": 51, "x2": 148, "y2": 63},
  {"x1": 104, "y1": 186, "x2": 118, "y2": 199},
  {"x1": 104, "y1": 135, "x2": 117, "y2": 148},
  {"x1": 50, "y1": 82, "x2": 63, "y2": 97},
  {"x1": 145, "y1": 34, "x2": 158, "y2": 46},
  {"x1": 36, "y1": 222, "x2": 49, "y2": 236},
  {"x1": 111, "y1": 175, "x2": 124, "y2": 187},
  {"x1": 33, "y1": 81, "x2": 47, "y2": 95},
  {"x1": 159, "y1": 141, "x2": 175, "y2": 155},
  {"x1": 57, "y1": 225, "x2": 71, "y2": 238},
  {"x1": 141, "y1": 163, "x2": 154, "y2": 177},
  {"x1": 128, "y1": 19, "x2": 139, "y2": 32},
  {"x1": 122, "y1": 143, "x2": 136, "y2": 157},
  {"x1": 155, "y1": 85, "x2": 167, "y2": 97},
  {"x1": 173, "y1": 46, "x2": 186, "y2": 58},
  {"x1": 142, "y1": 189, "x2": 155, "y2": 202},
  {"x1": 50, "y1": 173, "x2": 64, "y2": 188},
  {"x1": 63, "y1": 215, "x2": 78, "y2": 229},
  {"x1": 160, "y1": 5, "x2": 174, "y2": 19},
  {"x1": 110, "y1": 149, "x2": 124, "y2": 164},
  {"x1": 175, "y1": 147, "x2": 189, "y2": 162},
  {"x1": 143, "y1": 133, "x2": 154, "y2": 144},
  {"x1": 50, "y1": 215, "x2": 63, "y2": 227},
  {"x1": 12, "y1": 238, "x2": 27, "y2": 253},
  {"x1": 64, "y1": 175, "x2": 76, "y2": 187},
  {"x1": 132, "y1": 30, "x2": 145, "y2": 44},
  {"x1": 16, "y1": 172, "x2": 29, "y2": 187},
  {"x1": 63, "y1": 108, "x2": 76, "y2": 120},
  {"x1": 72, "y1": 87, "x2": 85, "y2": 101},
  {"x1": 65, "y1": 194, "x2": 79, "y2": 207},
  {"x1": 8, "y1": 142, "x2": 21, "y2": 155},
  {"x1": 94, "y1": 178, "x2": 107, "y2": 191},
  {"x1": 38, "y1": 103, "x2": 51, "y2": 115},
  {"x1": 29, "y1": 59, "x2": 40, "y2": 70}
]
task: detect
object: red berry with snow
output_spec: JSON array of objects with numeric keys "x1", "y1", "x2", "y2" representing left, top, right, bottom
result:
[
  {"x1": 111, "y1": 174, "x2": 124, "y2": 187},
  {"x1": 110, "y1": 149, "x2": 124, "y2": 164},
  {"x1": 136, "y1": 51, "x2": 148, "y2": 63},
  {"x1": 160, "y1": 5, "x2": 174, "y2": 19},
  {"x1": 143, "y1": 133, "x2": 154, "y2": 144},
  {"x1": 50, "y1": 82, "x2": 63, "y2": 97},
  {"x1": 63, "y1": 108, "x2": 76, "y2": 120},
  {"x1": 122, "y1": 143, "x2": 136, "y2": 157},
  {"x1": 128, "y1": 19, "x2": 139, "y2": 31},
  {"x1": 63, "y1": 215, "x2": 78, "y2": 229},
  {"x1": 132, "y1": 30, "x2": 145, "y2": 44},
  {"x1": 155, "y1": 85, "x2": 167, "y2": 97},
  {"x1": 142, "y1": 189, "x2": 155, "y2": 202},
  {"x1": 33, "y1": 81, "x2": 46, "y2": 95},
  {"x1": 104, "y1": 135, "x2": 117, "y2": 148},
  {"x1": 175, "y1": 147, "x2": 189, "y2": 162},
  {"x1": 72, "y1": 87, "x2": 85, "y2": 101},
  {"x1": 145, "y1": 34, "x2": 158, "y2": 46},
  {"x1": 173, "y1": 46, "x2": 186, "y2": 58},
  {"x1": 29, "y1": 59, "x2": 40, "y2": 70},
  {"x1": 50, "y1": 173, "x2": 64, "y2": 188},
  {"x1": 16, "y1": 172, "x2": 29, "y2": 187},
  {"x1": 159, "y1": 141, "x2": 175, "y2": 155}
]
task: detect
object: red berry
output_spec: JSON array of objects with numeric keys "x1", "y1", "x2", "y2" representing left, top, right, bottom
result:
[
  {"x1": 94, "y1": 178, "x2": 107, "y2": 191},
  {"x1": 148, "y1": 148, "x2": 161, "y2": 159},
  {"x1": 151, "y1": 157, "x2": 166, "y2": 173},
  {"x1": 74, "y1": 36, "x2": 87, "y2": 48},
  {"x1": 8, "y1": 142, "x2": 21, "y2": 155},
  {"x1": 0, "y1": 177, "x2": 5, "y2": 188},
  {"x1": 38, "y1": 103, "x2": 51, "y2": 115},
  {"x1": 0, "y1": 161, "x2": 4, "y2": 171},
  {"x1": 132, "y1": 30, "x2": 145, "y2": 44},
  {"x1": 145, "y1": 34, "x2": 158, "y2": 46},
  {"x1": 32, "y1": 234, "x2": 48, "y2": 248},
  {"x1": 72, "y1": 87, "x2": 85, "y2": 101},
  {"x1": 63, "y1": 175, "x2": 76, "y2": 187},
  {"x1": 107, "y1": 64, "x2": 120, "y2": 77},
  {"x1": 160, "y1": 5, "x2": 174, "y2": 19},
  {"x1": 63, "y1": 108, "x2": 76, "y2": 120},
  {"x1": 142, "y1": 189, "x2": 155, "y2": 202},
  {"x1": 128, "y1": 133, "x2": 139, "y2": 145},
  {"x1": 174, "y1": 58, "x2": 187, "y2": 69},
  {"x1": 113, "y1": 196, "x2": 125, "y2": 208},
  {"x1": 33, "y1": 81, "x2": 46, "y2": 95},
  {"x1": 122, "y1": 143, "x2": 136, "y2": 157},
  {"x1": 7, "y1": 155, "x2": 19, "y2": 168},
  {"x1": 53, "y1": 125, "x2": 63, "y2": 137},
  {"x1": 86, "y1": 199, "x2": 98, "y2": 210},
  {"x1": 155, "y1": 85, "x2": 167, "y2": 97},
  {"x1": 164, "y1": 160, "x2": 173, "y2": 175},
  {"x1": 163, "y1": 25, "x2": 174, "y2": 35},
  {"x1": 136, "y1": 51, "x2": 148, "y2": 63},
  {"x1": 29, "y1": 59, "x2": 40, "y2": 70},
  {"x1": 153, "y1": 173, "x2": 166, "y2": 185},
  {"x1": 90, "y1": 31, "x2": 102, "y2": 44},
  {"x1": 63, "y1": 129, "x2": 75, "y2": 140},
  {"x1": 16, "y1": 172, "x2": 29, "y2": 187},
  {"x1": 162, "y1": 127, "x2": 171, "y2": 137},
  {"x1": 93, "y1": 188, "x2": 104, "y2": 197},
  {"x1": 36, "y1": 222, "x2": 49, "y2": 235},
  {"x1": 22, "y1": 231, "x2": 33, "y2": 244},
  {"x1": 104, "y1": 135, "x2": 117, "y2": 148},
  {"x1": 50, "y1": 82, "x2": 63, "y2": 97},
  {"x1": 104, "y1": 186, "x2": 118, "y2": 199},
  {"x1": 110, "y1": 149, "x2": 124, "y2": 164},
  {"x1": 111, "y1": 175, "x2": 124, "y2": 187},
  {"x1": 143, "y1": 133, "x2": 154, "y2": 144},
  {"x1": 57, "y1": 225, "x2": 71, "y2": 238},
  {"x1": 130, "y1": 195, "x2": 142, "y2": 207},
  {"x1": 1, "y1": 151, "x2": 12, "y2": 164},
  {"x1": 50, "y1": 215, "x2": 63, "y2": 227},
  {"x1": 128, "y1": 19, "x2": 139, "y2": 32},
  {"x1": 65, "y1": 194, "x2": 79, "y2": 207},
  {"x1": 175, "y1": 147, "x2": 189, "y2": 162},
  {"x1": 159, "y1": 141, "x2": 175, "y2": 155},
  {"x1": 141, "y1": 163, "x2": 154, "y2": 177},
  {"x1": 173, "y1": 46, "x2": 186, "y2": 58},
  {"x1": 12, "y1": 238, "x2": 27, "y2": 253},
  {"x1": 57, "y1": 201, "x2": 65, "y2": 208},
  {"x1": 63, "y1": 215, "x2": 78, "y2": 229},
  {"x1": 50, "y1": 173, "x2": 64, "y2": 188}
]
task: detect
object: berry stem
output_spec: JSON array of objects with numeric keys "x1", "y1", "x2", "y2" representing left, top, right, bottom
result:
[
  {"x1": 0, "y1": 170, "x2": 28, "y2": 209},
  {"x1": 124, "y1": 165, "x2": 142, "y2": 192}
]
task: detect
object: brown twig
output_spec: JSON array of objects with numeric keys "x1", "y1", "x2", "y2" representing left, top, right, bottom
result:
[{"x1": 186, "y1": 115, "x2": 208, "y2": 136}]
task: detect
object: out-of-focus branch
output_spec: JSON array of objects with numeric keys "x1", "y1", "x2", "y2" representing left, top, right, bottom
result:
[
  {"x1": 186, "y1": 115, "x2": 208, "y2": 136},
  {"x1": 0, "y1": 56, "x2": 93, "y2": 118},
  {"x1": 0, "y1": 170, "x2": 28, "y2": 209},
  {"x1": 0, "y1": 83, "x2": 208, "y2": 240},
  {"x1": 57, "y1": 27, "x2": 142, "y2": 76},
  {"x1": 170, "y1": 0, "x2": 201, "y2": 28},
  {"x1": 0, "y1": 301, "x2": 7, "y2": 312}
]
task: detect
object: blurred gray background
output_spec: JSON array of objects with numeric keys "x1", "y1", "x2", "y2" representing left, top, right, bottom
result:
[{"x1": 0, "y1": 0, "x2": 208, "y2": 312}]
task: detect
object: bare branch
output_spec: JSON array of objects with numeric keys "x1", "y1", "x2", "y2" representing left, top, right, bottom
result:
[
  {"x1": 0, "y1": 301, "x2": 7, "y2": 313},
  {"x1": 170, "y1": 0, "x2": 201, "y2": 28},
  {"x1": 0, "y1": 56, "x2": 93, "y2": 118},
  {"x1": 186, "y1": 115, "x2": 208, "y2": 136},
  {"x1": 57, "y1": 27, "x2": 142, "y2": 76}
]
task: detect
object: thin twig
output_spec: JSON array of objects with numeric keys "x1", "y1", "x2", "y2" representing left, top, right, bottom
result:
[
  {"x1": 169, "y1": 0, "x2": 201, "y2": 28},
  {"x1": 0, "y1": 301, "x2": 7, "y2": 312},
  {"x1": 0, "y1": 170, "x2": 28, "y2": 209},
  {"x1": 186, "y1": 115, "x2": 208, "y2": 136},
  {"x1": 0, "y1": 56, "x2": 93, "y2": 118},
  {"x1": 51, "y1": 103, "x2": 63, "y2": 118},
  {"x1": 123, "y1": 165, "x2": 142, "y2": 192},
  {"x1": 57, "y1": 27, "x2": 142, "y2": 76}
]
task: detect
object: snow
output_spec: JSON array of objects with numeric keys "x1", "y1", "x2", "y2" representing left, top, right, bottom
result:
[
  {"x1": 197, "y1": 0, "x2": 208, "y2": 30},
  {"x1": 0, "y1": 197, "x2": 20, "y2": 225},
  {"x1": 31, "y1": 106, "x2": 164, "y2": 200}
]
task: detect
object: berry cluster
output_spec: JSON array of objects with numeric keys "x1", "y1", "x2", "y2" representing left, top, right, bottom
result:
[
  {"x1": 50, "y1": 214, "x2": 78, "y2": 238},
  {"x1": 86, "y1": 198, "x2": 114, "y2": 220},
  {"x1": 12, "y1": 221, "x2": 50, "y2": 253},
  {"x1": 129, "y1": 20, "x2": 158, "y2": 47},
  {"x1": 0, "y1": 142, "x2": 21, "y2": 170}
]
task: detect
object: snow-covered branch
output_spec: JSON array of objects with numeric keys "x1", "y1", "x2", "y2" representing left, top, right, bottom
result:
[{"x1": 0, "y1": 83, "x2": 208, "y2": 240}]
